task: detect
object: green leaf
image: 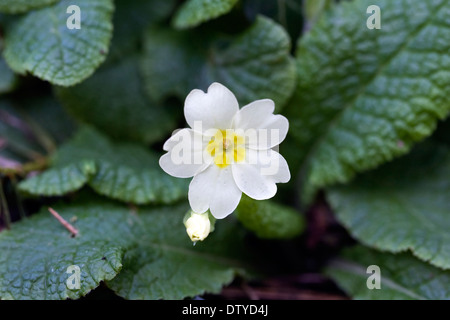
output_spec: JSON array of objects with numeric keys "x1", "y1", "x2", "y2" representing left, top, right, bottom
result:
[
  {"x1": 107, "y1": 206, "x2": 252, "y2": 299},
  {"x1": 327, "y1": 141, "x2": 450, "y2": 270},
  {"x1": 18, "y1": 126, "x2": 188, "y2": 205},
  {"x1": 326, "y1": 246, "x2": 450, "y2": 300},
  {"x1": 0, "y1": 56, "x2": 16, "y2": 95},
  {"x1": 18, "y1": 160, "x2": 96, "y2": 196},
  {"x1": 23, "y1": 96, "x2": 77, "y2": 145},
  {"x1": 172, "y1": 0, "x2": 239, "y2": 29},
  {"x1": 235, "y1": 195, "x2": 304, "y2": 239},
  {"x1": 0, "y1": 0, "x2": 59, "y2": 14},
  {"x1": 3, "y1": 0, "x2": 114, "y2": 86},
  {"x1": 285, "y1": 0, "x2": 450, "y2": 202},
  {"x1": 0, "y1": 195, "x2": 253, "y2": 299},
  {"x1": 109, "y1": 0, "x2": 176, "y2": 62},
  {"x1": 141, "y1": 16, "x2": 296, "y2": 110},
  {"x1": 243, "y1": 0, "x2": 303, "y2": 44},
  {"x1": 0, "y1": 200, "x2": 124, "y2": 299},
  {"x1": 55, "y1": 56, "x2": 177, "y2": 144},
  {"x1": 303, "y1": 0, "x2": 333, "y2": 30}
]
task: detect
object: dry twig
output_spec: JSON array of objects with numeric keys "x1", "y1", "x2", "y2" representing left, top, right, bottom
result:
[{"x1": 48, "y1": 207, "x2": 79, "y2": 237}]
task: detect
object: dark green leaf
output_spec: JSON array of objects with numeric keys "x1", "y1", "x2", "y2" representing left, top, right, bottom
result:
[
  {"x1": 4, "y1": 0, "x2": 114, "y2": 86},
  {"x1": 0, "y1": 198, "x2": 124, "y2": 299},
  {"x1": 141, "y1": 16, "x2": 296, "y2": 110},
  {"x1": 55, "y1": 57, "x2": 177, "y2": 144},
  {"x1": 18, "y1": 126, "x2": 188, "y2": 205},
  {"x1": 172, "y1": 0, "x2": 239, "y2": 29},
  {"x1": 0, "y1": 0, "x2": 59, "y2": 14},
  {"x1": 285, "y1": 0, "x2": 450, "y2": 202},
  {"x1": 326, "y1": 246, "x2": 450, "y2": 300},
  {"x1": 109, "y1": 0, "x2": 176, "y2": 61},
  {"x1": 0, "y1": 195, "x2": 254, "y2": 299},
  {"x1": 107, "y1": 204, "x2": 252, "y2": 299},
  {"x1": 303, "y1": 0, "x2": 333, "y2": 30},
  {"x1": 235, "y1": 195, "x2": 305, "y2": 239},
  {"x1": 0, "y1": 55, "x2": 16, "y2": 95},
  {"x1": 327, "y1": 141, "x2": 450, "y2": 269}
]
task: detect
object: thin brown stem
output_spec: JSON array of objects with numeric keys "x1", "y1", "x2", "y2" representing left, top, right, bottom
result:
[{"x1": 48, "y1": 207, "x2": 79, "y2": 237}]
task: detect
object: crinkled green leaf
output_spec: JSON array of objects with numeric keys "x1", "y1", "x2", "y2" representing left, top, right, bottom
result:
[
  {"x1": 141, "y1": 16, "x2": 296, "y2": 109},
  {"x1": 0, "y1": 56, "x2": 16, "y2": 95},
  {"x1": 0, "y1": 195, "x2": 253, "y2": 299},
  {"x1": 285, "y1": 0, "x2": 450, "y2": 202},
  {"x1": 18, "y1": 126, "x2": 188, "y2": 204},
  {"x1": 18, "y1": 160, "x2": 95, "y2": 196},
  {"x1": 4, "y1": 0, "x2": 114, "y2": 86},
  {"x1": 0, "y1": 0, "x2": 59, "y2": 14},
  {"x1": 327, "y1": 141, "x2": 450, "y2": 270},
  {"x1": 326, "y1": 246, "x2": 450, "y2": 300},
  {"x1": 55, "y1": 57, "x2": 177, "y2": 144},
  {"x1": 0, "y1": 201, "x2": 124, "y2": 300},
  {"x1": 235, "y1": 195, "x2": 304, "y2": 239},
  {"x1": 107, "y1": 205, "x2": 252, "y2": 299},
  {"x1": 172, "y1": 0, "x2": 239, "y2": 29}
]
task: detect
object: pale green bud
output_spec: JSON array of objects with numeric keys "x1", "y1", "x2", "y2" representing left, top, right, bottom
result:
[{"x1": 183, "y1": 210, "x2": 215, "y2": 243}]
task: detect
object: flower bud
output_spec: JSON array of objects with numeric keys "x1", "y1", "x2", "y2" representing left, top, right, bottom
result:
[{"x1": 183, "y1": 210, "x2": 215, "y2": 243}]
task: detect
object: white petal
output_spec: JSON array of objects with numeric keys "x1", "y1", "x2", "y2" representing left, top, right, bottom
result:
[
  {"x1": 270, "y1": 150, "x2": 291, "y2": 183},
  {"x1": 184, "y1": 82, "x2": 239, "y2": 132},
  {"x1": 163, "y1": 128, "x2": 193, "y2": 151},
  {"x1": 189, "y1": 165, "x2": 242, "y2": 219},
  {"x1": 232, "y1": 149, "x2": 290, "y2": 200},
  {"x1": 232, "y1": 162, "x2": 277, "y2": 200},
  {"x1": 159, "y1": 153, "x2": 210, "y2": 178},
  {"x1": 232, "y1": 99, "x2": 289, "y2": 150},
  {"x1": 188, "y1": 167, "x2": 216, "y2": 213},
  {"x1": 209, "y1": 168, "x2": 242, "y2": 219},
  {"x1": 159, "y1": 128, "x2": 212, "y2": 178},
  {"x1": 232, "y1": 99, "x2": 275, "y2": 129}
]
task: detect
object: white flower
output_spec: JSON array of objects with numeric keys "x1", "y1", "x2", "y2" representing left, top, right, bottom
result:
[
  {"x1": 184, "y1": 210, "x2": 214, "y2": 242},
  {"x1": 159, "y1": 82, "x2": 290, "y2": 219}
]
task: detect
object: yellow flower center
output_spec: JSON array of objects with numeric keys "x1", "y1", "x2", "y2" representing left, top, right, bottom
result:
[{"x1": 206, "y1": 129, "x2": 245, "y2": 168}]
